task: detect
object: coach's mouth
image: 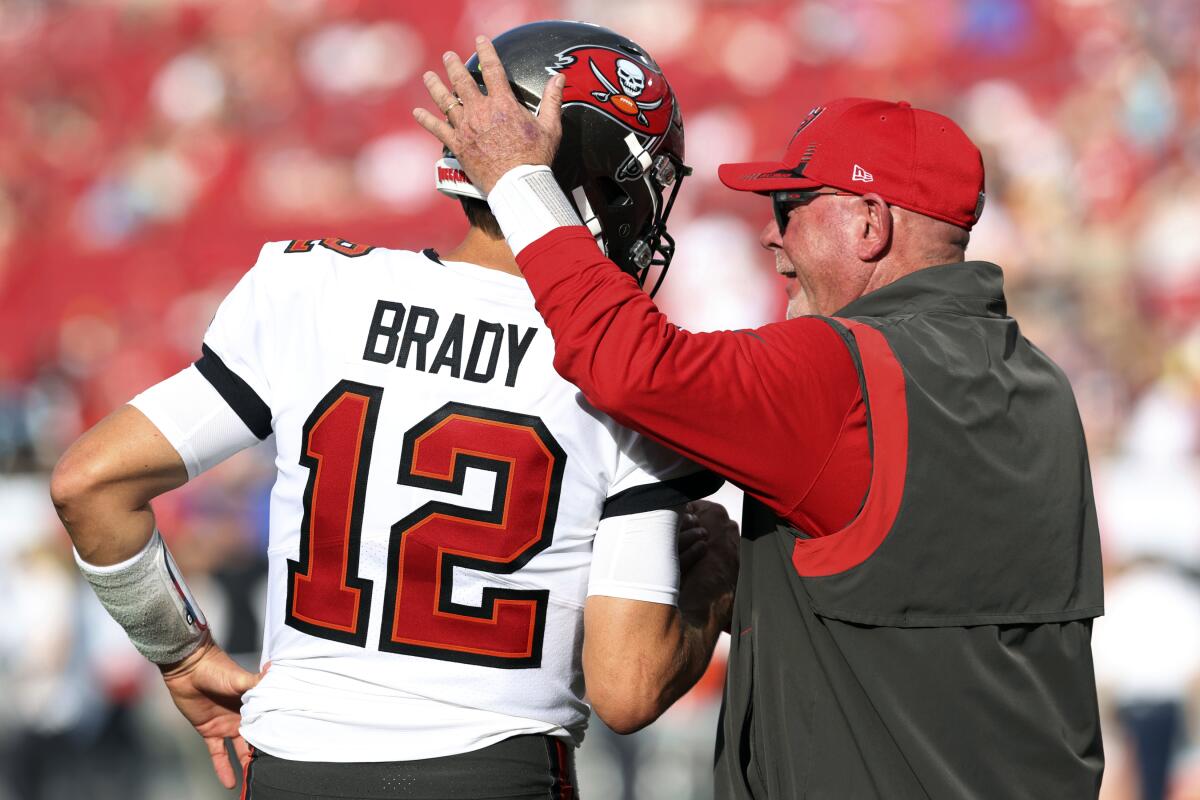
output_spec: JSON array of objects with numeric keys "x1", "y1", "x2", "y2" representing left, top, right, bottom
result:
[
  {"x1": 774, "y1": 251, "x2": 797, "y2": 279},
  {"x1": 775, "y1": 260, "x2": 802, "y2": 298}
]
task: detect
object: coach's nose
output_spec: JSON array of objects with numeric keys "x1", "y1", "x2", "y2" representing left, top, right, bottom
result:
[{"x1": 760, "y1": 218, "x2": 782, "y2": 251}]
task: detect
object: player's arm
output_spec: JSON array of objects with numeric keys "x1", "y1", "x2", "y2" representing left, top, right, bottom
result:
[
  {"x1": 50, "y1": 255, "x2": 279, "y2": 789},
  {"x1": 50, "y1": 376, "x2": 265, "y2": 788},
  {"x1": 487, "y1": 171, "x2": 862, "y2": 520},
  {"x1": 583, "y1": 501, "x2": 737, "y2": 734}
]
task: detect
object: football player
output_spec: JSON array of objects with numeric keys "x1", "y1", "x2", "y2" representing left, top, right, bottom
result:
[{"x1": 50, "y1": 20, "x2": 736, "y2": 800}]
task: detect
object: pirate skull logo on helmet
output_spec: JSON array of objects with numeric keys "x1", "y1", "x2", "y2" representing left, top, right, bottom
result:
[{"x1": 615, "y1": 59, "x2": 645, "y2": 98}]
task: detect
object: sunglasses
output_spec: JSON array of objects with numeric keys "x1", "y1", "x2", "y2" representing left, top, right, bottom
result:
[{"x1": 772, "y1": 189, "x2": 856, "y2": 234}]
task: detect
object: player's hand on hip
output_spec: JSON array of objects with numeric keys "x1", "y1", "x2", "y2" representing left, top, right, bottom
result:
[
  {"x1": 679, "y1": 500, "x2": 740, "y2": 632},
  {"x1": 159, "y1": 632, "x2": 268, "y2": 789},
  {"x1": 413, "y1": 35, "x2": 565, "y2": 195}
]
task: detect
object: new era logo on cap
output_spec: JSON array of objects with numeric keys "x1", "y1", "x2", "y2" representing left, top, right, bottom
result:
[{"x1": 852, "y1": 164, "x2": 874, "y2": 183}]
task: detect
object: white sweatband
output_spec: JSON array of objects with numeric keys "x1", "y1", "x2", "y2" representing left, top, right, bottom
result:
[
  {"x1": 487, "y1": 164, "x2": 582, "y2": 256},
  {"x1": 75, "y1": 530, "x2": 209, "y2": 665},
  {"x1": 587, "y1": 508, "x2": 680, "y2": 606},
  {"x1": 130, "y1": 365, "x2": 260, "y2": 479}
]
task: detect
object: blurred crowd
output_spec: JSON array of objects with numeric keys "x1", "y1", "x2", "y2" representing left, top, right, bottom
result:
[{"x1": 3, "y1": 0, "x2": 1200, "y2": 798}]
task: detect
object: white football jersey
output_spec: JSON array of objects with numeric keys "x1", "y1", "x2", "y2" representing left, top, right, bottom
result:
[{"x1": 144, "y1": 240, "x2": 717, "y2": 762}]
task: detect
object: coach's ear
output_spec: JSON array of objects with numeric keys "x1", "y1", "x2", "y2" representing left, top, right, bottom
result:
[{"x1": 854, "y1": 192, "x2": 892, "y2": 262}]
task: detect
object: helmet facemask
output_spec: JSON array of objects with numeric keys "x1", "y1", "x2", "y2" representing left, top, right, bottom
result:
[{"x1": 628, "y1": 154, "x2": 690, "y2": 297}]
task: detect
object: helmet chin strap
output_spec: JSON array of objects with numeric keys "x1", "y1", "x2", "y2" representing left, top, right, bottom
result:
[
  {"x1": 570, "y1": 186, "x2": 606, "y2": 250},
  {"x1": 623, "y1": 133, "x2": 654, "y2": 174}
]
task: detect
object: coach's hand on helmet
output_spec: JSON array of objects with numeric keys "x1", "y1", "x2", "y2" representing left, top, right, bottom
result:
[{"x1": 414, "y1": 35, "x2": 565, "y2": 195}]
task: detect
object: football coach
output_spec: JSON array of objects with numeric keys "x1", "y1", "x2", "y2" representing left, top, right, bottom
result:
[{"x1": 416, "y1": 37, "x2": 1104, "y2": 799}]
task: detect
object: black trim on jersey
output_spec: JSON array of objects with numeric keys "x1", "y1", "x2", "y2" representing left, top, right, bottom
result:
[
  {"x1": 600, "y1": 469, "x2": 725, "y2": 519},
  {"x1": 194, "y1": 344, "x2": 272, "y2": 440},
  {"x1": 284, "y1": 380, "x2": 382, "y2": 648},
  {"x1": 422, "y1": 248, "x2": 443, "y2": 265},
  {"x1": 379, "y1": 401, "x2": 567, "y2": 668}
]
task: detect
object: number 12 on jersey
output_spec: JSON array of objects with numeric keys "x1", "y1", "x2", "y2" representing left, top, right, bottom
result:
[{"x1": 285, "y1": 380, "x2": 567, "y2": 668}]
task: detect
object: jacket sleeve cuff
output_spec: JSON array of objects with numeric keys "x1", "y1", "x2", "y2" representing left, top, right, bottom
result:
[
  {"x1": 515, "y1": 226, "x2": 608, "y2": 291},
  {"x1": 487, "y1": 165, "x2": 583, "y2": 256}
]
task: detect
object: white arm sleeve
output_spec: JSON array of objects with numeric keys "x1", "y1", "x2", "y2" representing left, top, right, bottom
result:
[
  {"x1": 129, "y1": 365, "x2": 261, "y2": 479},
  {"x1": 587, "y1": 508, "x2": 681, "y2": 606}
]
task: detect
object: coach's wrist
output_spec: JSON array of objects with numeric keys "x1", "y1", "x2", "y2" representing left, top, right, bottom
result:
[{"x1": 487, "y1": 165, "x2": 583, "y2": 256}]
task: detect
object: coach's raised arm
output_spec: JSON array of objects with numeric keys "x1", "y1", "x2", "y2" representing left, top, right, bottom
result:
[{"x1": 417, "y1": 36, "x2": 1106, "y2": 800}]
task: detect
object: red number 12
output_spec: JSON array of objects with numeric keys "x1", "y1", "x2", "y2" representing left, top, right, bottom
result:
[{"x1": 285, "y1": 381, "x2": 566, "y2": 668}]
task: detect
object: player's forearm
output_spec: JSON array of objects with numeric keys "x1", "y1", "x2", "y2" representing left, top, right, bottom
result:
[
  {"x1": 653, "y1": 601, "x2": 728, "y2": 718},
  {"x1": 54, "y1": 407, "x2": 210, "y2": 668},
  {"x1": 51, "y1": 405, "x2": 188, "y2": 564},
  {"x1": 585, "y1": 598, "x2": 725, "y2": 733},
  {"x1": 617, "y1": 607, "x2": 724, "y2": 732},
  {"x1": 54, "y1": 493, "x2": 158, "y2": 566}
]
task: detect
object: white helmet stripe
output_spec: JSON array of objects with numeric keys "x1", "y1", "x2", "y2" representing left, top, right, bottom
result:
[
  {"x1": 624, "y1": 133, "x2": 654, "y2": 173},
  {"x1": 570, "y1": 186, "x2": 606, "y2": 253},
  {"x1": 434, "y1": 157, "x2": 487, "y2": 200}
]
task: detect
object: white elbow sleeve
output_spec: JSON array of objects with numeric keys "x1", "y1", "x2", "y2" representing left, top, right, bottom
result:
[
  {"x1": 129, "y1": 365, "x2": 261, "y2": 479},
  {"x1": 587, "y1": 508, "x2": 681, "y2": 606}
]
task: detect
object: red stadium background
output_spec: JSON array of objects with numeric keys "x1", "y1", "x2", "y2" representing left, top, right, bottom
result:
[{"x1": 3, "y1": 1, "x2": 1200, "y2": 798}]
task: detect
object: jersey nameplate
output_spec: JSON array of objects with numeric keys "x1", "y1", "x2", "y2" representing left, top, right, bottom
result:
[{"x1": 362, "y1": 300, "x2": 538, "y2": 388}]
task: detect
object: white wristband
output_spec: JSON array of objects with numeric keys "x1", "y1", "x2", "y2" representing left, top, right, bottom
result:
[
  {"x1": 487, "y1": 165, "x2": 582, "y2": 256},
  {"x1": 75, "y1": 530, "x2": 209, "y2": 665}
]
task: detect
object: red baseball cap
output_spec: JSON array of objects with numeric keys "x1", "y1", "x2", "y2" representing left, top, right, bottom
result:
[{"x1": 718, "y1": 97, "x2": 986, "y2": 229}]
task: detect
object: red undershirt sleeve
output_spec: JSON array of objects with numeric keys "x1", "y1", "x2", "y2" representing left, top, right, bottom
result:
[{"x1": 517, "y1": 226, "x2": 864, "y2": 521}]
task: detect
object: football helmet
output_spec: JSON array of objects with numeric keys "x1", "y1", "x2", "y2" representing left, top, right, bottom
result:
[{"x1": 435, "y1": 20, "x2": 689, "y2": 296}]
